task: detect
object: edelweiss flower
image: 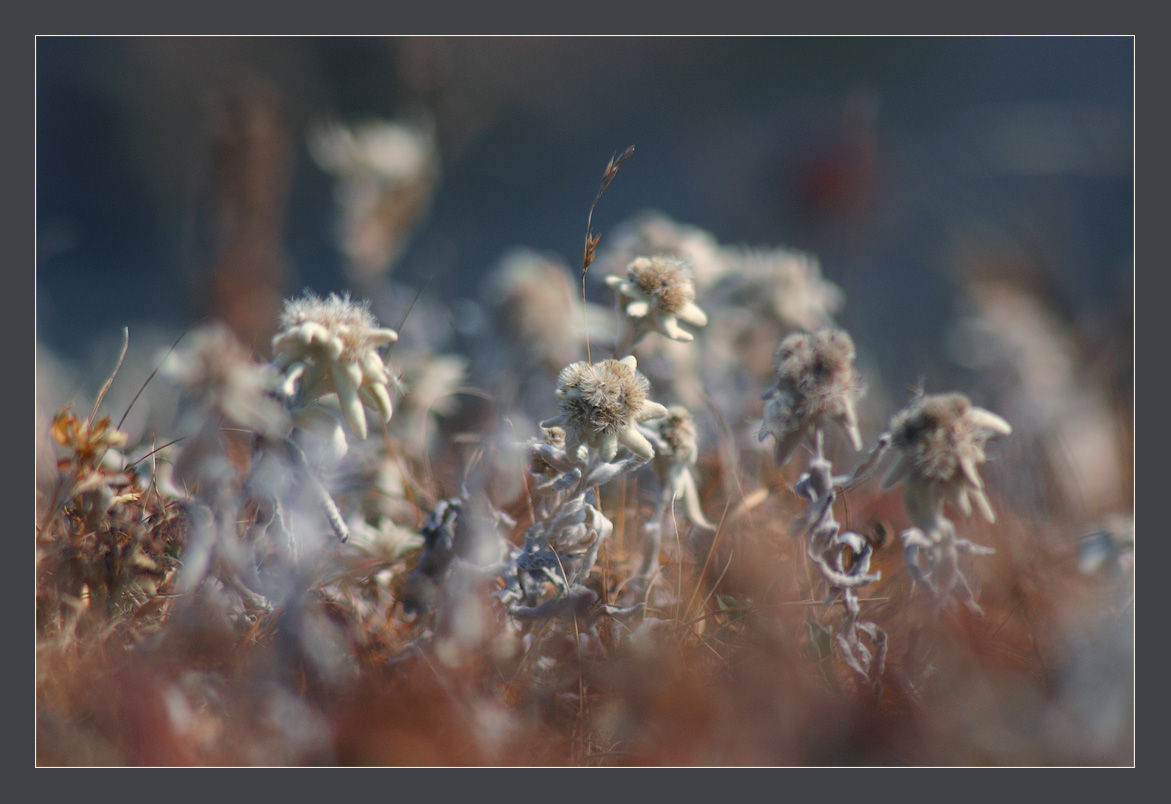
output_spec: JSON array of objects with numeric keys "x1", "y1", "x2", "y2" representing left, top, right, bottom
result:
[
  {"x1": 272, "y1": 293, "x2": 399, "y2": 440},
  {"x1": 654, "y1": 405, "x2": 700, "y2": 467},
  {"x1": 540, "y1": 355, "x2": 668, "y2": 461},
  {"x1": 605, "y1": 256, "x2": 709, "y2": 343},
  {"x1": 882, "y1": 393, "x2": 1012, "y2": 529},
  {"x1": 634, "y1": 404, "x2": 714, "y2": 580},
  {"x1": 759, "y1": 329, "x2": 864, "y2": 466}
]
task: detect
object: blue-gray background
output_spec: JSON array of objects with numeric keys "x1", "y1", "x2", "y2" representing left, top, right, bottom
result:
[{"x1": 36, "y1": 37, "x2": 1133, "y2": 394}]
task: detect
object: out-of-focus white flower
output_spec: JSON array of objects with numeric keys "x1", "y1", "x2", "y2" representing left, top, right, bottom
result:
[
  {"x1": 716, "y1": 247, "x2": 844, "y2": 333},
  {"x1": 949, "y1": 274, "x2": 1126, "y2": 516},
  {"x1": 308, "y1": 119, "x2": 441, "y2": 283},
  {"x1": 396, "y1": 352, "x2": 466, "y2": 417},
  {"x1": 393, "y1": 351, "x2": 467, "y2": 450},
  {"x1": 272, "y1": 293, "x2": 399, "y2": 440},
  {"x1": 310, "y1": 119, "x2": 437, "y2": 184},
  {"x1": 882, "y1": 392, "x2": 1012, "y2": 530},
  {"x1": 165, "y1": 322, "x2": 287, "y2": 437},
  {"x1": 634, "y1": 405, "x2": 714, "y2": 580},
  {"x1": 484, "y1": 248, "x2": 613, "y2": 371},
  {"x1": 605, "y1": 256, "x2": 708, "y2": 343},
  {"x1": 759, "y1": 329, "x2": 864, "y2": 466},
  {"x1": 541, "y1": 356, "x2": 668, "y2": 461}
]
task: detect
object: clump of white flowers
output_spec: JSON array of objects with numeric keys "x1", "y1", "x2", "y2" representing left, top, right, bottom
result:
[
  {"x1": 165, "y1": 291, "x2": 406, "y2": 581},
  {"x1": 272, "y1": 293, "x2": 399, "y2": 440},
  {"x1": 597, "y1": 248, "x2": 719, "y2": 586},
  {"x1": 491, "y1": 357, "x2": 682, "y2": 623},
  {"x1": 160, "y1": 318, "x2": 363, "y2": 612}
]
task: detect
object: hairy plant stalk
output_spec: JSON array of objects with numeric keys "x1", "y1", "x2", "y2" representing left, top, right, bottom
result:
[{"x1": 793, "y1": 429, "x2": 887, "y2": 687}]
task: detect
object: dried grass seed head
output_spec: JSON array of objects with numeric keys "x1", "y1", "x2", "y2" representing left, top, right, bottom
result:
[
  {"x1": 759, "y1": 328, "x2": 864, "y2": 466},
  {"x1": 272, "y1": 292, "x2": 399, "y2": 440},
  {"x1": 605, "y1": 256, "x2": 709, "y2": 342},
  {"x1": 541, "y1": 355, "x2": 668, "y2": 461},
  {"x1": 883, "y1": 392, "x2": 1012, "y2": 526}
]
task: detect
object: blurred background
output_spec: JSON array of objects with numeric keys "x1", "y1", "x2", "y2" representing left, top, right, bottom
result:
[{"x1": 36, "y1": 36, "x2": 1133, "y2": 511}]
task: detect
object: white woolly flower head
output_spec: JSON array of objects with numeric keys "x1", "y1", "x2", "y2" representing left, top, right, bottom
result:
[
  {"x1": 759, "y1": 328, "x2": 865, "y2": 466},
  {"x1": 605, "y1": 256, "x2": 709, "y2": 343},
  {"x1": 882, "y1": 392, "x2": 1012, "y2": 529},
  {"x1": 540, "y1": 355, "x2": 669, "y2": 461},
  {"x1": 271, "y1": 292, "x2": 399, "y2": 440}
]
